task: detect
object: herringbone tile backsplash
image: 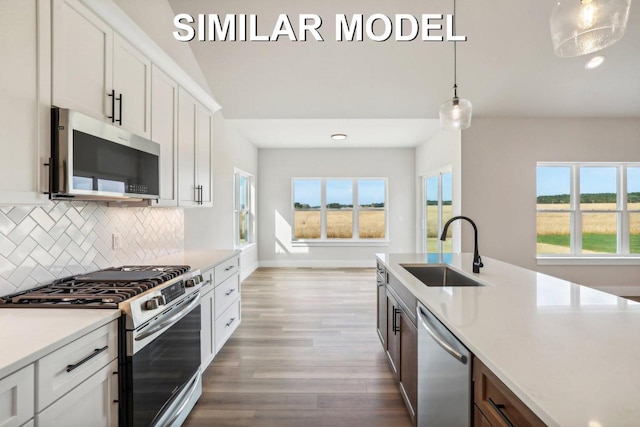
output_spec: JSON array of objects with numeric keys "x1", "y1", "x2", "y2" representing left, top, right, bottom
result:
[{"x1": 0, "y1": 202, "x2": 183, "y2": 297}]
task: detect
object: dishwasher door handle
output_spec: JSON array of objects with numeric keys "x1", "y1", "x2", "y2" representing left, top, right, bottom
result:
[{"x1": 418, "y1": 305, "x2": 468, "y2": 364}]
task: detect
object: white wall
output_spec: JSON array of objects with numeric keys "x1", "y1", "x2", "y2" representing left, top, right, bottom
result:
[
  {"x1": 415, "y1": 130, "x2": 462, "y2": 252},
  {"x1": 258, "y1": 148, "x2": 415, "y2": 267},
  {"x1": 184, "y1": 113, "x2": 259, "y2": 279},
  {"x1": 461, "y1": 117, "x2": 640, "y2": 287}
]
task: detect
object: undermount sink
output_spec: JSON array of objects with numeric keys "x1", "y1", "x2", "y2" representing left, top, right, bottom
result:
[{"x1": 401, "y1": 264, "x2": 484, "y2": 287}]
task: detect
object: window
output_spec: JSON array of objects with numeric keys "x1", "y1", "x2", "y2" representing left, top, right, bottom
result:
[
  {"x1": 536, "y1": 163, "x2": 640, "y2": 260},
  {"x1": 292, "y1": 178, "x2": 387, "y2": 242},
  {"x1": 234, "y1": 169, "x2": 254, "y2": 247},
  {"x1": 424, "y1": 171, "x2": 453, "y2": 253}
]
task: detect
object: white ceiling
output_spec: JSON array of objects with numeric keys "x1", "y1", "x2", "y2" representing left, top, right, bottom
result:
[{"x1": 168, "y1": 0, "x2": 640, "y2": 147}]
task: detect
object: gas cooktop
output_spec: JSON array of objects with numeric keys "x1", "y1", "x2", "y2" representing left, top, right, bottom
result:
[{"x1": 0, "y1": 265, "x2": 191, "y2": 308}]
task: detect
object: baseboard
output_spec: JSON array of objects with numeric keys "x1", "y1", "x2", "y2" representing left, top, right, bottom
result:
[
  {"x1": 258, "y1": 259, "x2": 376, "y2": 268},
  {"x1": 241, "y1": 262, "x2": 259, "y2": 281}
]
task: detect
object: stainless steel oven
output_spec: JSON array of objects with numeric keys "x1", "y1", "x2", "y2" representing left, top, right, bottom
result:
[{"x1": 120, "y1": 276, "x2": 204, "y2": 427}]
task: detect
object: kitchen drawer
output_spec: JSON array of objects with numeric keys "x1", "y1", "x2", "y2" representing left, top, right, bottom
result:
[
  {"x1": 37, "y1": 319, "x2": 118, "y2": 411},
  {"x1": 214, "y1": 255, "x2": 239, "y2": 286},
  {"x1": 0, "y1": 364, "x2": 34, "y2": 427},
  {"x1": 37, "y1": 358, "x2": 118, "y2": 427},
  {"x1": 215, "y1": 298, "x2": 241, "y2": 353},
  {"x1": 214, "y1": 273, "x2": 240, "y2": 317},
  {"x1": 473, "y1": 358, "x2": 545, "y2": 427}
]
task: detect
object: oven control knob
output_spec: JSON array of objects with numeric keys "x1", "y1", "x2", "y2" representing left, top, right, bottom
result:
[
  {"x1": 145, "y1": 299, "x2": 159, "y2": 310},
  {"x1": 155, "y1": 295, "x2": 166, "y2": 306},
  {"x1": 185, "y1": 278, "x2": 196, "y2": 287}
]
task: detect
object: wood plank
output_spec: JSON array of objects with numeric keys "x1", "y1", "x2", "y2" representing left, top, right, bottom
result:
[{"x1": 184, "y1": 268, "x2": 412, "y2": 427}]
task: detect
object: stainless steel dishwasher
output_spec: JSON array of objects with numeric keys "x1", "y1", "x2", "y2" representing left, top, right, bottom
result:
[{"x1": 417, "y1": 302, "x2": 472, "y2": 427}]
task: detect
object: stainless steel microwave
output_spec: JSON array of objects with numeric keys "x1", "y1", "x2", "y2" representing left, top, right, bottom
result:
[{"x1": 50, "y1": 107, "x2": 160, "y2": 202}]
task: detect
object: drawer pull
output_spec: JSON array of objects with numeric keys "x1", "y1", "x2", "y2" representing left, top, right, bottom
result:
[
  {"x1": 202, "y1": 280, "x2": 212, "y2": 287},
  {"x1": 66, "y1": 346, "x2": 108, "y2": 373},
  {"x1": 224, "y1": 265, "x2": 235, "y2": 272},
  {"x1": 226, "y1": 317, "x2": 236, "y2": 327},
  {"x1": 488, "y1": 397, "x2": 515, "y2": 427},
  {"x1": 225, "y1": 288, "x2": 236, "y2": 296}
]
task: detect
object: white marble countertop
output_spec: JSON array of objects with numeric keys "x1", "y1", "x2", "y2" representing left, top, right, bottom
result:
[
  {"x1": 150, "y1": 249, "x2": 240, "y2": 272},
  {"x1": 0, "y1": 309, "x2": 120, "y2": 380},
  {"x1": 377, "y1": 252, "x2": 640, "y2": 427}
]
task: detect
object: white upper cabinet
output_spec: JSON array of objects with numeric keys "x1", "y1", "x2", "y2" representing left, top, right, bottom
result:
[
  {"x1": 0, "y1": 0, "x2": 50, "y2": 205},
  {"x1": 52, "y1": 0, "x2": 112, "y2": 122},
  {"x1": 151, "y1": 65, "x2": 178, "y2": 207},
  {"x1": 197, "y1": 105, "x2": 213, "y2": 206},
  {"x1": 52, "y1": 0, "x2": 151, "y2": 138},
  {"x1": 178, "y1": 88, "x2": 213, "y2": 207},
  {"x1": 112, "y1": 33, "x2": 151, "y2": 138}
]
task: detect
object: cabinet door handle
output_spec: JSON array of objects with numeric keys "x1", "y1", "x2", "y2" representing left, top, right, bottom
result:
[
  {"x1": 488, "y1": 397, "x2": 515, "y2": 427},
  {"x1": 392, "y1": 306, "x2": 401, "y2": 335},
  {"x1": 225, "y1": 288, "x2": 236, "y2": 296},
  {"x1": 226, "y1": 317, "x2": 236, "y2": 327},
  {"x1": 224, "y1": 265, "x2": 235, "y2": 272},
  {"x1": 116, "y1": 92, "x2": 123, "y2": 125},
  {"x1": 107, "y1": 90, "x2": 116, "y2": 123},
  {"x1": 66, "y1": 346, "x2": 109, "y2": 373}
]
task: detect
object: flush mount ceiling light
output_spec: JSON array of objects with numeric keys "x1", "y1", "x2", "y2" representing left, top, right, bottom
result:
[
  {"x1": 585, "y1": 55, "x2": 606, "y2": 69},
  {"x1": 331, "y1": 133, "x2": 347, "y2": 140},
  {"x1": 550, "y1": 0, "x2": 631, "y2": 57},
  {"x1": 439, "y1": 0, "x2": 472, "y2": 131}
]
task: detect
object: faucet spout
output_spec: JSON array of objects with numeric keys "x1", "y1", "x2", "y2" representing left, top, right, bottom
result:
[{"x1": 440, "y1": 216, "x2": 484, "y2": 274}]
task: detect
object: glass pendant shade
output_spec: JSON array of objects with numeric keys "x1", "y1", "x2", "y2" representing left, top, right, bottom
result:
[
  {"x1": 440, "y1": 97, "x2": 472, "y2": 130},
  {"x1": 550, "y1": 0, "x2": 631, "y2": 57}
]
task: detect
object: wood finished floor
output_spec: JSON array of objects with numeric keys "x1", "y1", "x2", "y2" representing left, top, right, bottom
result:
[{"x1": 184, "y1": 268, "x2": 412, "y2": 427}]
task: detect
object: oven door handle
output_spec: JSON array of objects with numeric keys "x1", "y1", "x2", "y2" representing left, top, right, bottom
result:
[
  {"x1": 163, "y1": 371, "x2": 201, "y2": 427},
  {"x1": 135, "y1": 292, "x2": 200, "y2": 342}
]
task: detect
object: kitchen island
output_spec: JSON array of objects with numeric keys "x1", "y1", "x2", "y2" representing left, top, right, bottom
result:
[{"x1": 377, "y1": 252, "x2": 640, "y2": 427}]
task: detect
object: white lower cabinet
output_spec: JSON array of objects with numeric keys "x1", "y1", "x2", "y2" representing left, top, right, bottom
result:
[
  {"x1": 200, "y1": 268, "x2": 216, "y2": 369},
  {"x1": 36, "y1": 359, "x2": 118, "y2": 427},
  {"x1": 200, "y1": 254, "x2": 241, "y2": 371},
  {"x1": 35, "y1": 319, "x2": 118, "y2": 427},
  {"x1": 215, "y1": 299, "x2": 241, "y2": 354},
  {"x1": 0, "y1": 364, "x2": 34, "y2": 427},
  {"x1": 213, "y1": 255, "x2": 241, "y2": 354}
]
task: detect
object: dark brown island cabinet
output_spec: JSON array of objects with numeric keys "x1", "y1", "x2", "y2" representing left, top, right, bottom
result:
[
  {"x1": 473, "y1": 358, "x2": 546, "y2": 427},
  {"x1": 376, "y1": 260, "x2": 418, "y2": 424},
  {"x1": 375, "y1": 260, "x2": 547, "y2": 427}
]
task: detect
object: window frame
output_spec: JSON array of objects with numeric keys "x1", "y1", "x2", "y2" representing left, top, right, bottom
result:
[
  {"x1": 291, "y1": 177, "x2": 389, "y2": 246},
  {"x1": 536, "y1": 162, "x2": 640, "y2": 265},
  {"x1": 234, "y1": 168, "x2": 254, "y2": 249}
]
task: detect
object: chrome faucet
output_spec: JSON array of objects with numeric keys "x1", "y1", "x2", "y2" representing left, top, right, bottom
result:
[{"x1": 440, "y1": 216, "x2": 484, "y2": 274}]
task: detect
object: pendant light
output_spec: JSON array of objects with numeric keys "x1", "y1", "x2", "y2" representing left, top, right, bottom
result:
[
  {"x1": 550, "y1": 0, "x2": 631, "y2": 57},
  {"x1": 439, "y1": 0, "x2": 472, "y2": 131}
]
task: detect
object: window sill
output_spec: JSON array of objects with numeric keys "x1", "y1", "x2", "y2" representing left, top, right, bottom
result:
[
  {"x1": 537, "y1": 256, "x2": 640, "y2": 266},
  {"x1": 291, "y1": 240, "x2": 390, "y2": 247}
]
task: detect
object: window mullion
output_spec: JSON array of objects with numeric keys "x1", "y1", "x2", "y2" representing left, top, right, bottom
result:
[
  {"x1": 620, "y1": 165, "x2": 629, "y2": 254},
  {"x1": 573, "y1": 165, "x2": 582, "y2": 255}
]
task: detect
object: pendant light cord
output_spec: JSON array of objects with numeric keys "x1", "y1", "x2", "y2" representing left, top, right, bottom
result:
[{"x1": 453, "y1": 0, "x2": 458, "y2": 98}]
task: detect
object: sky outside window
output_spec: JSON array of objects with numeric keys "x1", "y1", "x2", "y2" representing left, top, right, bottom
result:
[
  {"x1": 358, "y1": 180, "x2": 385, "y2": 207},
  {"x1": 326, "y1": 180, "x2": 353, "y2": 207},
  {"x1": 294, "y1": 180, "x2": 321, "y2": 208}
]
